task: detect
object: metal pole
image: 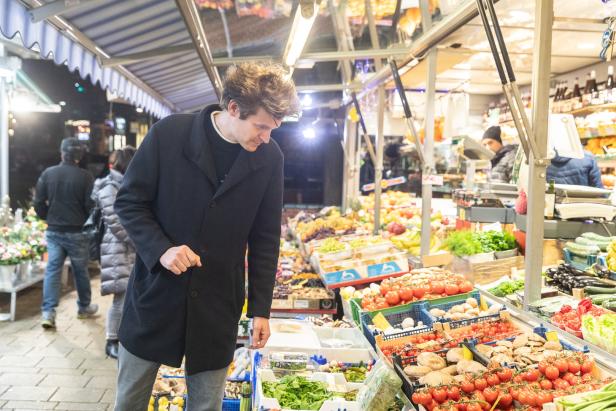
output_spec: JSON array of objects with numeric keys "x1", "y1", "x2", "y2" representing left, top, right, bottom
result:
[
  {"x1": 420, "y1": 0, "x2": 436, "y2": 257},
  {"x1": 374, "y1": 86, "x2": 385, "y2": 235},
  {"x1": 0, "y1": 44, "x2": 8, "y2": 202},
  {"x1": 342, "y1": 114, "x2": 352, "y2": 211},
  {"x1": 524, "y1": 0, "x2": 553, "y2": 310}
]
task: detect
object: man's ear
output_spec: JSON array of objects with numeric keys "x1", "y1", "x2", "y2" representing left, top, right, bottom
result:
[{"x1": 227, "y1": 100, "x2": 240, "y2": 118}]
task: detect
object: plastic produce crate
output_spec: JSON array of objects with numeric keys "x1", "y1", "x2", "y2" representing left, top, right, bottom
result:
[
  {"x1": 349, "y1": 291, "x2": 478, "y2": 328},
  {"x1": 564, "y1": 249, "x2": 598, "y2": 271},
  {"x1": 360, "y1": 303, "x2": 432, "y2": 349},
  {"x1": 533, "y1": 324, "x2": 589, "y2": 353},
  {"x1": 222, "y1": 398, "x2": 240, "y2": 411},
  {"x1": 420, "y1": 291, "x2": 506, "y2": 329}
]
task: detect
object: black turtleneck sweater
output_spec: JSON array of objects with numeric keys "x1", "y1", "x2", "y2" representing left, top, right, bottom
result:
[{"x1": 204, "y1": 111, "x2": 242, "y2": 187}]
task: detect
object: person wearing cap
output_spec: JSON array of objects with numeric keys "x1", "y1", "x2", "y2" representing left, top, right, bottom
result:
[
  {"x1": 481, "y1": 126, "x2": 519, "y2": 183},
  {"x1": 33, "y1": 137, "x2": 99, "y2": 329}
]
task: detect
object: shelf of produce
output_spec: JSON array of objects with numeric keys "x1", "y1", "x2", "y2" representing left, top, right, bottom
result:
[
  {"x1": 270, "y1": 308, "x2": 337, "y2": 319},
  {"x1": 515, "y1": 213, "x2": 616, "y2": 239},
  {"x1": 478, "y1": 288, "x2": 616, "y2": 376},
  {"x1": 569, "y1": 102, "x2": 616, "y2": 117},
  {"x1": 319, "y1": 271, "x2": 408, "y2": 290}
]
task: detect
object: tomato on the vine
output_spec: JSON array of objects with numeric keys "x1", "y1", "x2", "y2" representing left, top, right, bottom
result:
[
  {"x1": 497, "y1": 367, "x2": 513, "y2": 382},
  {"x1": 581, "y1": 359, "x2": 595, "y2": 374},
  {"x1": 447, "y1": 386, "x2": 461, "y2": 401},
  {"x1": 555, "y1": 358, "x2": 569, "y2": 374},
  {"x1": 474, "y1": 378, "x2": 487, "y2": 391},
  {"x1": 432, "y1": 388, "x2": 447, "y2": 404},
  {"x1": 569, "y1": 360, "x2": 581, "y2": 374},
  {"x1": 486, "y1": 373, "x2": 500, "y2": 386},
  {"x1": 461, "y1": 380, "x2": 475, "y2": 394},
  {"x1": 545, "y1": 365, "x2": 560, "y2": 380},
  {"x1": 483, "y1": 387, "x2": 498, "y2": 403},
  {"x1": 540, "y1": 379, "x2": 553, "y2": 390}
]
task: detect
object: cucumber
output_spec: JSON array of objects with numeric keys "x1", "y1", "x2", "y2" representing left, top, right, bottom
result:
[
  {"x1": 584, "y1": 285, "x2": 616, "y2": 295},
  {"x1": 581, "y1": 232, "x2": 616, "y2": 242},
  {"x1": 575, "y1": 237, "x2": 610, "y2": 251},
  {"x1": 602, "y1": 300, "x2": 616, "y2": 311},
  {"x1": 566, "y1": 242, "x2": 600, "y2": 257},
  {"x1": 589, "y1": 294, "x2": 616, "y2": 304}
]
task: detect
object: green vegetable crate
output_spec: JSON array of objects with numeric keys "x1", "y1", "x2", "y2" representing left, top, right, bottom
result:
[{"x1": 349, "y1": 291, "x2": 478, "y2": 330}]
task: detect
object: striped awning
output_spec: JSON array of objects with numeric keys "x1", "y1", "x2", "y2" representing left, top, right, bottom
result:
[{"x1": 0, "y1": 0, "x2": 219, "y2": 117}]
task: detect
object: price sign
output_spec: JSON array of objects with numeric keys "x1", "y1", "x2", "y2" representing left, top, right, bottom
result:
[
  {"x1": 422, "y1": 174, "x2": 444, "y2": 186},
  {"x1": 545, "y1": 331, "x2": 559, "y2": 342},
  {"x1": 362, "y1": 176, "x2": 407, "y2": 192},
  {"x1": 372, "y1": 313, "x2": 392, "y2": 331},
  {"x1": 462, "y1": 345, "x2": 473, "y2": 360}
]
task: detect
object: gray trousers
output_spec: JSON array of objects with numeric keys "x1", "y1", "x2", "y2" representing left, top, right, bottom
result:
[
  {"x1": 106, "y1": 292, "x2": 125, "y2": 340},
  {"x1": 114, "y1": 344, "x2": 228, "y2": 411}
]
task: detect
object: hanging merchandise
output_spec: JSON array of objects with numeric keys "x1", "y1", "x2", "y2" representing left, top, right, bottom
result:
[{"x1": 443, "y1": 93, "x2": 470, "y2": 141}]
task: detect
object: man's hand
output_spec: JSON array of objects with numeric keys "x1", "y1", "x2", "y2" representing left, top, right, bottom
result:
[
  {"x1": 251, "y1": 317, "x2": 270, "y2": 349},
  {"x1": 159, "y1": 245, "x2": 202, "y2": 275}
]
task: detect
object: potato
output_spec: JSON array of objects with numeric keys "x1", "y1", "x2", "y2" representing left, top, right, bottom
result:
[
  {"x1": 461, "y1": 303, "x2": 473, "y2": 312},
  {"x1": 456, "y1": 359, "x2": 487, "y2": 375},
  {"x1": 441, "y1": 365, "x2": 459, "y2": 375},
  {"x1": 404, "y1": 365, "x2": 432, "y2": 378},
  {"x1": 417, "y1": 352, "x2": 446, "y2": 370},
  {"x1": 450, "y1": 305, "x2": 464, "y2": 314},
  {"x1": 466, "y1": 297, "x2": 478, "y2": 308}
]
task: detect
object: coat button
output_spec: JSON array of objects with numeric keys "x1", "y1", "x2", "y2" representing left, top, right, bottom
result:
[
  {"x1": 190, "y1": 290, "x2": 199, "y2": 298},
  {"x1": 209, "y1": 202, "x2": 216, "y2": 208}
]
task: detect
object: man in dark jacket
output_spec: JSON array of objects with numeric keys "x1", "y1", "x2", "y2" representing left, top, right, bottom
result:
[
  {"x1": 34, "y1": 137, "x2": 98, "y2": 329},
  {"x1": 546, "y1": 151, "x2": 604, "y2": 188},
  {"x1": 113, "y1": 62, "x2": 299, "y2": 410},
  {"x1": 482, "y1": 126, "x2": 518, "y2": 183}
]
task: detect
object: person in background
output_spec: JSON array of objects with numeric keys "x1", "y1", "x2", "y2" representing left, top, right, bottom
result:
[
  {"x1": 546, "y1": 151, "x2": 604, "y2": 188},
  {"x1": 482, "y1": 126, "x2": 518, "y2": 183},
  {"x1": 91, "y1": 147, "x2": 136, "y2": 359},
  {"x1": 33, "y1": 137, "x2": 98, "y2": 329}
]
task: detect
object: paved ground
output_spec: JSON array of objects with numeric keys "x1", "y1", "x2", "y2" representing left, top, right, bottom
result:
[{"x1": 0, "y1": 271, "x2": 117, "y2": 410}]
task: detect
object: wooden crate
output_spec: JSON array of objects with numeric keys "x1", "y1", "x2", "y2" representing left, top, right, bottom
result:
[{"x1": 452, "y1": 255, "x2": 525, "y2": 285}]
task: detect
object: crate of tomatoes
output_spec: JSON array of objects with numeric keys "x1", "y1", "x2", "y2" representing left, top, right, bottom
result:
[{"x1": 349, "y1": 267, "x2": 474, "y2": 326}]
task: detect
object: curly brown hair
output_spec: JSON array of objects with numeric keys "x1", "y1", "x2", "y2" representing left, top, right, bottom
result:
[{"x1": 220, "y1": 62, "x2": 300, "y2": 120}]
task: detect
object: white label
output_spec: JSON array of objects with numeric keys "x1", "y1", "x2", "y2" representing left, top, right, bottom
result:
[
  {"x1": 294, "y1": 299, "x2": 310, "y2": 309},
  {"x1": 422, "y1": 175, "x2": 444, "y2": 186}
]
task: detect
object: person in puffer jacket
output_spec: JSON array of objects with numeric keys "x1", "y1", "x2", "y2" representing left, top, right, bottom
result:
[
  {"x1": 546, "y1": 151, "x2": 604, "y2": 188},
  {"x1": 92, "y1": 146, "x2": 136, "y2": 359}
]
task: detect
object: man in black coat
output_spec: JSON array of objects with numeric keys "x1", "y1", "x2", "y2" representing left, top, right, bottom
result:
[{"x1": 113, "y1": 62, "x2": 299, "y2": 410}]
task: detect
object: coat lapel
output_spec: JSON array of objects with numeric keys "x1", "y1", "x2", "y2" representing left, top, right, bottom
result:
[
  {"x1": 183, "y1": 107, "x2": 219, "y2": 189},
  {"x1": 213, "y1": 145, "x2": 268, "y2": 200}
]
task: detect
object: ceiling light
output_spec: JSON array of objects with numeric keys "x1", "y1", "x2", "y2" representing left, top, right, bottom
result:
[
  {"x1": 577, "y1": 43, "x2": 596, "y2": 50},
  {"x1": 282, "y1": 3, "x2": 318, "y2": 68},
  {"x1": 302, "y1": 127, "x2": 316, "y2": 139},
  {"x1": 136, "y1": 107, "x2": 144, "y2": 113},
  {"x1": 59, "y1": 101, "x2": 66, "y2": 106}
]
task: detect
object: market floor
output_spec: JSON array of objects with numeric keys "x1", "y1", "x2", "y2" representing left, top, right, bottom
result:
[{"x1": 0, "y1": 270, "x2": 117, "y2": 411}]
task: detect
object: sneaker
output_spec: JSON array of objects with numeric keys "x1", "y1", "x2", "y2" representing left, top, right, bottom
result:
[
  {"x1": 41, "y1": 312, "x2": 56, "y2": 329},
  {"x1": 77, "y1": 304, "x2": 99, "y2": 319}
]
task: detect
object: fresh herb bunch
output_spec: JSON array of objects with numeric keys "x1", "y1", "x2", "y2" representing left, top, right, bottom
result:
[
  {"x1": 262, "y1": 375, "x2": 332, "y2": 410},
  {"x1": 444, "y1": 231, "x2": 483, "y2": 257}
]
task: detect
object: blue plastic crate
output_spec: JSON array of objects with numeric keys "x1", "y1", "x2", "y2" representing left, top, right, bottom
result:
[
  {"x1": 564, "y1": 249, "x2": 598, "y2": 271},
  {"x1": 533, "y1": 324, "x2": 590, "y2": 353},
  {"x1": 360, "y1": 302, "x2": 432, "y2": 348},
  {"x1": 421, "y1": 290, "x2": 505, "y2": 329},
  {"x1": 222, "y1": 398, "x2": 240, "y2": 411}
]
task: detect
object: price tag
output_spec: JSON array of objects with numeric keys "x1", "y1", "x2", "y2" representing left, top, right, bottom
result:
[
  {"x1": 293, "y1": 299, "x2": 310, "y2": 309},
  {"x1": 480, "y1": 296, "x2": 489, "y2": 312},
  {"x1": 372, "y1": 313, "x2": 392, "y2": 331},
  {"x1": 545, "y1": 331, "x2": 559, "y2": 342},
  {"x1": 462, "y1": 345, "x2": 473, "y2": 360},
  {"x1": 422, "y1": 174, "x2": 444, "y2": 186}
]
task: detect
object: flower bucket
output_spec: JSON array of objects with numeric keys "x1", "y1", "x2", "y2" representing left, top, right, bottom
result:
[
  {"x1": 0, "y1": 265, "x2": 18, "y2": 289},
  {"x1": 19, "y1": 260, "x2": 32, "y2": 280}
]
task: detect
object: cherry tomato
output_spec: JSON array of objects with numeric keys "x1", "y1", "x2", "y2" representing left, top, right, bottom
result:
[
  {"x1": 456, "y1": 403, "x2": 467, "y2": 411},
  {"x1": 569, "y1": 360, "x2": 581, "y2": 375},
  {"x1": 540, "y1": 379, "x2": 553, "y2": 390},
  {"x1": 581, "y1": 359, "x2": 595, "y2": 374},
  {"x1": 461, "y1": 380, "x2": 475, "y2": 394},
  {"x1": 431, "y1": 282, "x2": 445, "y2": 295},
  {"x1": 474, "y1": 378, "x2": 487, "y2": 391},
  {"x1": 538, "y1": 360, "x2": 549, "y2": 374},
  {"x1": 398, "y1": 287, "x2": 413, "y2": 301},
  {"x1": 500, "y1": 393, "x2": 513, "y2": 407},
  {"x1": 379, "y1": 284, "x2": 391, "y2": 296},
  {"x1": 555, "y1": 358, "x2": 569, "y2": 374},
  {"x1": 414, "y1": 286, "x2": 428, "y2": 299},
  {"x1": 545, "y1": 365, "x2": 560, "y2": 380},
  {"x1": 554, "y1": 378, "x2": 570, "y2": 390},
  {"x1": 497, "y1": 367, "x2": 513, "y2": 382},
  {"x1": 536, "y1": 391, "x2": 553, "y2": 405},
  {"x1": 432, "y1": 388, "x2": 447, "y2": 404},
  {"x1": 486, "y1": 373, "x2": 500, "y2": 386},
  {"x1": 466, "y1": 404, "x2": 482, "y2": 411},
  {"x1": 483, "y1": 387, "x2": 498, "y2": 403},
  {"x1": 458, "y1": 281, "x2": 473, "y2": 293},
  {"x1": 518, "y1": 391, "x2": 530, "y2": 406},
  {"x1": 445, "y1": 284, "x2": 460, "y2": 295},
  {"x1": 447, "y1": 386, "x2": 461, "y2": 401}
]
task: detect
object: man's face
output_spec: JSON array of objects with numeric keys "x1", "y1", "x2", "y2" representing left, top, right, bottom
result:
[
  {"x1": 482, "y1": 138, "x2": 502, "y2": 154},
  {"x1": 228, "y1": 102, "x2": 280, "y2": 152}
]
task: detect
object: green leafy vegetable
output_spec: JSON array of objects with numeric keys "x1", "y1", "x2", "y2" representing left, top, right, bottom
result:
[
  {"x1": 444, "y1": 231, "x2": 483, "y2": 257},
  {"x1": 488, "y1": 279, "x2": 525, "y2": 297},
  {"x1": 262, "y1": 375, "x2": 333, "y2": 410}
]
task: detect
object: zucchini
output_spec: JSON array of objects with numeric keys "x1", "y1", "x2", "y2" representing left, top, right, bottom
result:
[
  {"x1": 581, "y1": 232, "x2": 616, "y2": 242},
  {"x1": 584, "y1": 286, "x2": 616, "y2": 295},
  {"x1": 602, "y1": 300, "x2": 616, "y2": 311},
  {"x1": 575, "y1": 237, "x2": 610, "y2": 251},
  {"x1": 589, "y1": 294, "x2": 616, "y2": 304},
  {"x1": 566, "y1": 242, "x2": 600, "y2": 257}
]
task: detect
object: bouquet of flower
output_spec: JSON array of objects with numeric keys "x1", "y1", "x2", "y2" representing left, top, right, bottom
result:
[{"x1": 0, "y1": 243, "x2": 24, "y2": 266}]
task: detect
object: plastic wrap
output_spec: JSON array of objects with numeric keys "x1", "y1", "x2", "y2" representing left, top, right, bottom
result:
[{"x1": 356, "y1": 360, "x2": 402, "y2": 411}]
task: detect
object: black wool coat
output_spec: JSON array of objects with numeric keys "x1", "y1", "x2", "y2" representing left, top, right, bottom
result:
[{"x1": 114, "y1": 105, "x2": 282, "y2": 375}]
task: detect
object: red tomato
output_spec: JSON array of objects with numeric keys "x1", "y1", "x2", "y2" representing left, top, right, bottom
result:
[
  {"x1": 517, "y1": 391, "x2": 529, "y2": 405},
  {"x1": 385, "y1": 291, "x2": 400, "y2": 306},
  {"x1": 398, "y1": 287, "x2": 413, "y2": 301},
  {"x1": 456, "y1": 404, "x2": 467, "y2": 411},
  {"x1": 554, "y1": 378, "x2": 570, "y2": 390},
  {"x1": 461, "y1": 381, "x2": 475, "y2": 394},
  {"x1": 555, "y1": 358, "x2": 569, "y2": 374},
  {"x1": 540, "y1": 379, "x2": 553, "y2": 390},
  {"x1": 538, "y1": 360, "x2": 549, "y2": 374},
  {"x1": 581, "y1": 359, "x2": 595, "y2": 374},
  {"x1": 483, "y1": 387, "x2": 498, "y2": 403},
  {"x1": 545, "y1": 365, "x2": 560, "y2": 380},
  {"x1": 563, "y1": 372, "x2": 576, "y2": 385},
  {"x1": 445, "y1": 284, "x2": 460, "y2": 296},
  {"x1": 458, "y1": 281, "x2": 473, "y2": 293},
  {"x1": 379, "y1": 283, "x2": 391, "y2": 296},
  {"x1": 569, "y1": 360, "x2": 581, "y2": 375},
  {"x1": 375, "y1": 301, "x2": 389, "y2": 309},
  {"x1": 524, "y1": 369, "x2": 540, "y2": 382},
  {"x1": 486, "y1": 374, "x2": 500, "y2": 386},
  {"x1": 500, "y1": 393, "x2": 513, "y2": 407},
  {"x1": 430, "y1": 282, "x2": 445, "y2": 295},
  {"x1": 536, "y1": 391, "x2": 553, "y2": 405},
  {"x1": 432, "y1": 388, "x2": 447, "y2": 404},
  {"x1": 447, "y1": 386, "x2": 461, "y2": 401},
  {"x1": 466, "y1": 404, "x2": 481, "y2": 411},
  {"x1": 497, "y1": 368, "x2": 513, "y2": 382},
  {"x1": 413, "y1": 286, "x2": 428, "y2": 299},
  {"x1": 474, "y1": 378, "x2": 487, "y2": 391}
]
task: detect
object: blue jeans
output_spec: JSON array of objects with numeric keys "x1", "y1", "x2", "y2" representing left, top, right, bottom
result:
[
  {"x1": 41, "y1": 230, "x2": 92, "y2": 314},
  {"x1": 114, "y1": 344, "x2": 228, "y2": 411}
]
